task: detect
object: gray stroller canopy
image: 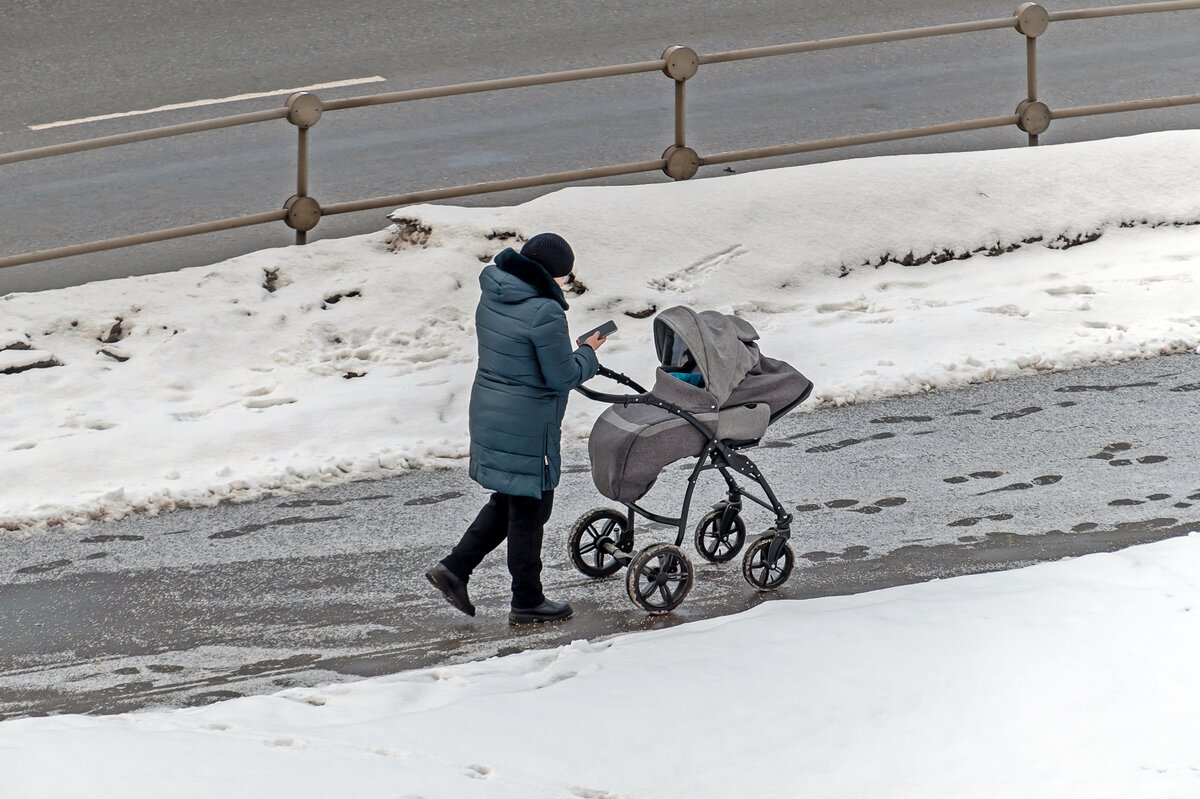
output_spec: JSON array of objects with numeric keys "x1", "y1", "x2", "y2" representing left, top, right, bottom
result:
[{"x1": 653, "y1": 306, "x2": 761, "y2": 406}]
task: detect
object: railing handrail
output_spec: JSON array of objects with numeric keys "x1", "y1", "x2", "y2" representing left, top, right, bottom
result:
[
  {"x1": 1049, "y1": 0, "x2": 1200, "y2": 19},
  {"x1": 321, "y1": 59, "x2": 669, "y2": 112},
  {"x1": 320, "y1": 158, "x2": 669, "y2": 218},
  {"x1": 1, "y1": 0, "x2": 1199, "y2": 272},
  {"x1": 0, "y1": 211, "x2": 289, "y2": 270},
  {"x1": 0, "y1": 108, "x2": 287, "y2": 167},
  {"x1": 697, "y1": 17, "x2": 1018, "y2": 65}
]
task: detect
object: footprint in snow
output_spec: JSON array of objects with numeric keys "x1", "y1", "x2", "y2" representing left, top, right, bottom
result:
[
  {"x1": 244, "y1": 396, "x2": 298, "y2": 409},
  {"x1": 264, "y1": 737, "x2": 305, "y2": 749},
  {"x1": 949, "y1": 513, "x2": 1015, "y2": 528},
  {"x1": 570, "y1": 788, "x2": 620, "y2": 799},
  {"x1": 16, "y1": 559, "x2": 72, "y2": 575},
  {"x1": 1055, "y1": 382, "x2": 1157, "y2": 393},
  {"x1": 944, "y1": 470, "x2": 1003, "y2": 484},
  {"x1": 1044, "y1": 284, "x2": 1096, "y2": 296},
  {"x1": 990, "y1": 406, "x2": 1042, "y2": 421},
  {"x1": 648, "y1": 244, "x2": 747, "y2": 292},
  {"x1": 1109, "y1": 493, "x2": 1173, "y2": 507},
  {"x1": 976, "y1": 304, "x2": 1029, "y2": 317},
  {"x1": 1088, "y1": 442, "x2": 1168, "y2": 467},
  {"x1": 801, "y1": 545, "x2": 871, "y2": 563},
  {"x1": 975, "y1": 475, "x2": 1061, "y2": 496},
  {"x1": 404, "y1": 491, "x2": 464, "y2": 506},
  {"x1": 805, "y1": 432, "x2": 894, "y2": 453},
  {"x1": 796, "y1": 497, "x2": 906, "y2": 514}
]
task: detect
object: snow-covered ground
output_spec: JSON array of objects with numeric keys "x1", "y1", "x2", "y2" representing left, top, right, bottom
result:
[
  {"x1": 3, "y1": 131, "x2": 1200, "y2": 532},
  {"x1": 3, "y1": 533, "x2": 1198, "y2": 798}
]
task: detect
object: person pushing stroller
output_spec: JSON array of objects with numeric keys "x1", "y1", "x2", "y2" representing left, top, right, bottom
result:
[{"x1": 427, "y1": 233, "x2": 607, "y2": 624}]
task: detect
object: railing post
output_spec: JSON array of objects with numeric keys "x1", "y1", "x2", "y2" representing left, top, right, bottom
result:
[
  {"x1": 1014, "y1": 3, "x2": 1051, "y2": 145},
  {"x1": 284, "y1": 92, "x2": 324, "y2": 244},
  {"x1": 675, "y1": 80, "x2": 686, "y2": 148},
  {"x1": 661, "y1": 46, "x2": 701, "y2": 181},
  {"x1": 298, "y1": 127, "x2": 309, "y2": 197}
]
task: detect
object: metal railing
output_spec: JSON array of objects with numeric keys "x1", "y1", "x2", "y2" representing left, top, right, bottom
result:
[{"x1": 2, "y1": 1, "x2": 1199, "y2": 271}]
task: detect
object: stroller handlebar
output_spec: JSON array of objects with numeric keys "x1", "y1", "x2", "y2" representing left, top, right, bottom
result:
[
  {"x1": 576, "y1": 362, "x2": 721, "y2": 442},
  {"x1": 575, "y1": 385, "x2": 646, "y2": 405},
  {"x1": 575, "y1": 363, "x2": 649, "y2": 404},
  {"x1": 596, "y1": 364, "x2": 648, "y2": 393}
]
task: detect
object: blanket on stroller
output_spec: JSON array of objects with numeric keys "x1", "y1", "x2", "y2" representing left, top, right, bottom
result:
[{"x1": 588, "y1": 306, "x2": 812, "y2": 503}]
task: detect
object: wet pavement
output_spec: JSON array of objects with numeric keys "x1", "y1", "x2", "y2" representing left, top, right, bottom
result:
[{"x1": 2, "y1": 352, "x2": 1198, "y2": 719}]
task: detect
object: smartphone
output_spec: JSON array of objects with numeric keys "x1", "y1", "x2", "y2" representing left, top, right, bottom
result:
[{"x1": 576, "y1": 319, "x2": 618, "y2": 346}]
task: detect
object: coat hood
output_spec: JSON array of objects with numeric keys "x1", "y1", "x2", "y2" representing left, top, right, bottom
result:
[{"x1": 479, "y1": 248, "x2": 569, "y2": 309}]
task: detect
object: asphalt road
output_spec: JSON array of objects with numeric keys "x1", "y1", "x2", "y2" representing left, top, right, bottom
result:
[
  {"x1": 2, "y1": 0, "x2": 1199, "y2": 293},
  {"x1": 2, "y1": 352, "x2": 1198, "y2": 719}
]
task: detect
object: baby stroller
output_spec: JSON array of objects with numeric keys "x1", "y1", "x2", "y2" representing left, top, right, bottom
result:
[{"x1": 569, "y1": 306, "x2": 813, "y2": 613}]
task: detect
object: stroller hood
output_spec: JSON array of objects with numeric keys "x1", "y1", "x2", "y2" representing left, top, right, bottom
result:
[{"x1": 653, "y1": 306, "x2": 761, "y2": 406}]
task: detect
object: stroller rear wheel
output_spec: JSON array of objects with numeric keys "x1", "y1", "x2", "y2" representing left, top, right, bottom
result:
[
  {"x1": 568, "y1": 508, "x2": 633, "y2": 578},
  {"x1": 694, "y1": 507, "x2": 747, "y2": 563},
  {"x1": 625, "y1": 543, "x2": 694, "y2": 614},
  {"x1": 742, "y1": 535, "x2": 795, "y2": 591}
]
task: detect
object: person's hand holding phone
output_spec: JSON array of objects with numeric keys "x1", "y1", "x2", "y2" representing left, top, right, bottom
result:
[{"x1": 577, "y1": 319, "x2": 617, "y2": 351}]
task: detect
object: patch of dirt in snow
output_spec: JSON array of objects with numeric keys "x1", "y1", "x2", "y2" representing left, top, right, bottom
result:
[{"x1": 846, "y1": 217, "x2": 1200, "y2": 277}]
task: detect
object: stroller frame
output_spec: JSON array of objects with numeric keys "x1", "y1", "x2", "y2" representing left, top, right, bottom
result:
[{"x1": 573, "y1": 364, "x2": 798, "y2": 611}]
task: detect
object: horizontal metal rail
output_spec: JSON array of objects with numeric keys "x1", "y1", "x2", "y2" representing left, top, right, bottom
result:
[
  {"x1": 698, "y1": 17, "x2": 1018, "y2": 65},
  {"x1": 322, "y1": 59, "x2": 668, "y2": 111},
  {"x1": 1051, "y1": 92, "x2": 1200, "y2": 119},
  {"x1": 0, "y1": 210, "x2": 288, "y2": 270},
  {"x1": 1050, "y1": 0, "x2": 1200, "y2": 20},
  {"x1": 322, "y1": 159, "x2": 668, "y2": 216},
  {"x1": 703, "y1": 93, "x2": 1200, "y2": 166},
  {"x1": 0, "y1": 108, "x2": 287, "y2": 167},
  {"x1": 701, "y1": 114, "x2": 1021, "y2": 166}
]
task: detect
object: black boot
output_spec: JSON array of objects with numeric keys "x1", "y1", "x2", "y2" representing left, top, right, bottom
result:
[
  {"x1": 426, "y1": 563, "x2": 476, "y2": 617},
  {"x1": 509, "y1": 598, "x2": 573, "y2": 625}
]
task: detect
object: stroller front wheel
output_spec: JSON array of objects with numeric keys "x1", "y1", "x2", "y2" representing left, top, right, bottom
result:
[
  {"x1": 568, "y1": 508, "x2": 633, "y2": 579},
  {"x1": 694, "y1": 507, "x2": 747, "y2": 563},
  {"x1": 625, "y1": 543, "x2": 694, "y2": 614},
  {"x1": 742, "y1": 535, "x2": 795, "y2": 591}
]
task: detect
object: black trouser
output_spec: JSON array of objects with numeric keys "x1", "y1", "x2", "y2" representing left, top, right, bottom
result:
[{"x1": 441, "y1": 490, "x2": 554, "y2": 609}]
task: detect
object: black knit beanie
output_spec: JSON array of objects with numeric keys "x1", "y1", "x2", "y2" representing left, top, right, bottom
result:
[{"x1": 520, "y1": 233, "x2": 575, "y2": 278}]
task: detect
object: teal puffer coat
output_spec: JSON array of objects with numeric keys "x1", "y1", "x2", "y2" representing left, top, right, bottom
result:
[{"x1": 468, "y1": 249, "x2": 599, "y2": 498}]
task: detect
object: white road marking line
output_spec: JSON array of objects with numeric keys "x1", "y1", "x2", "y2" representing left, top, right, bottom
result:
[{"x1": 28, "y1": 76, "x2": 386, "y2": 131}]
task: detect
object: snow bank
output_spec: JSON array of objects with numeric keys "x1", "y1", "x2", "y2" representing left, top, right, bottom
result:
[
  {"x1": 3, "y1": 131, "x2": 1200, "y2": 531},
  {"x1": 4, "y1": 533, "x2": 1200, "y2": 798}
]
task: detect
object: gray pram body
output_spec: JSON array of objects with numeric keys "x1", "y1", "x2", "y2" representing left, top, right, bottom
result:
[
  {"x1": 570, "y1": 306, "x2": 813, "y2": 613},
  {"x1": 588, "y1": 306, "x2": 812, "y2": 504}
]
